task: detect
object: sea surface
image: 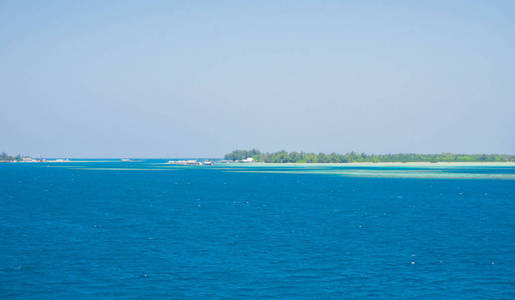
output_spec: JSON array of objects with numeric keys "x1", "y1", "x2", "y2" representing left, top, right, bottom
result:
[{"x1": 1, "y1": 160, "x2": 514, "y2": 298}]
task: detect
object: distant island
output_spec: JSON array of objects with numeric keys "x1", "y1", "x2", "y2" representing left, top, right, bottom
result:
[
  {"x1": 0, "y1": 152, "x2": 70, "y2": 163},
  {"x1": 2, "y1": 150, "x2": 513, "y2": 164},
  {"x1": 0, "y1": 152, "x2": 21, "y2": 162},
  {"x1": 224, "y1": 149, "x2": 514, "y2": 163}
]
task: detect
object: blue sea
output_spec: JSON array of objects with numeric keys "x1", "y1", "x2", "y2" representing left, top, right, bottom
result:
[{"x1": 1, "y1": 160, "x2": 514, "y2": 298}]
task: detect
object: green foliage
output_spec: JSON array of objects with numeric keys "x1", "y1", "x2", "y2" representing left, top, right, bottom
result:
[
  {"x1": 0, "y1": 152, "x2": 20, "y2": 161},
  {"x1": 224, "y1": 150, "x2": 515, "y2": 163},
  {"x1": 224, "y1": 149, "x2": 261, "y2": 161}
]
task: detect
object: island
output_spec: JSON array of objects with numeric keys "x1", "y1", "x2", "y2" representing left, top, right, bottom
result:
[
  {"x1": 0, "y1": 152, "x2": 21, "y2": 162},
  {"x1": 224, "y1": 149, "x2": 514, "y2": 163},
  {"x1": 0, "y1": 152, "x2": 70, "y2": 163}
]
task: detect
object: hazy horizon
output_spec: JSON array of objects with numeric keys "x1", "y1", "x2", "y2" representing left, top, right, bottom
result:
[
  {"x1": 2, "y1": 1, "x2": 514, "y2": 158},
  {"x1": 3, "y1": 151, "x2": 515, "y2": 160}
]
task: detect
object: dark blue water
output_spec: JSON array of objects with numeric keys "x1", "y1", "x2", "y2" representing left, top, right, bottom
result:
[{"x1": 1, "y1": 161, "x2": 514, "y2": 298}]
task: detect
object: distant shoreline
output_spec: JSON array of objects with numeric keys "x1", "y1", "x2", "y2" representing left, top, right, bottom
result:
[
  {"x1": 224, "y1": 150, "x2": 515, "y2": 164},
  {"x1": 228, "y1": 162, "x2": 515, "y2": 167}
]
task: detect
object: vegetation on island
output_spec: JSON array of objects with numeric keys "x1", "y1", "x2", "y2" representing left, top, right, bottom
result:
[
  {"x1": 224, "y1": 149, "x2": 514, "y2": 163},
  {"x1": 0, "y1": 152, "x2": 21, "y2": 162}
]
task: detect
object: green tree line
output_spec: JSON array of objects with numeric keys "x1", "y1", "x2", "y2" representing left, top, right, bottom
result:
[
  {"x1": 224, "y1": 150, "x2": 514, "y2": 163},
  {"x1": 0, "y1": 152, "x2": 21, "y2": 162}
]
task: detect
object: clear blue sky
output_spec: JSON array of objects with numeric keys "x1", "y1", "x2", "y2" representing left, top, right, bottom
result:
[{"x1": 1, "y1": 1, "x2": 514, "y2": 158}]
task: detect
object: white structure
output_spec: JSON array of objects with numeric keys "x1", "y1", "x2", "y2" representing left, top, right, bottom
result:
[
  {"x1": 166, "y1": 160, "x2": 202, "y2": 166},
  {"x1": 21, "y1": 157, "x2": 38, "y2": 162},
  {"x1": 241, "y1": 157, "x2": 254, "y2": 163}
]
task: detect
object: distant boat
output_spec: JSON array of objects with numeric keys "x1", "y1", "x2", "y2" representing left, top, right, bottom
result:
[{"x1": 121, "y1": 158, "x2": 132, "y2": 162}]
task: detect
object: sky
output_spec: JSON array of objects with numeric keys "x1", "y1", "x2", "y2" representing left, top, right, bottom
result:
[{"x1": 1, "y1": 1, "x2": 514, "y2": 158}]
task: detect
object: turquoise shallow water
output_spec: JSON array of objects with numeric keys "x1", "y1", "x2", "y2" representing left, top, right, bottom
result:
[{"x1": 1, "y1": 160, "x2": 515, "y2": 298}]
